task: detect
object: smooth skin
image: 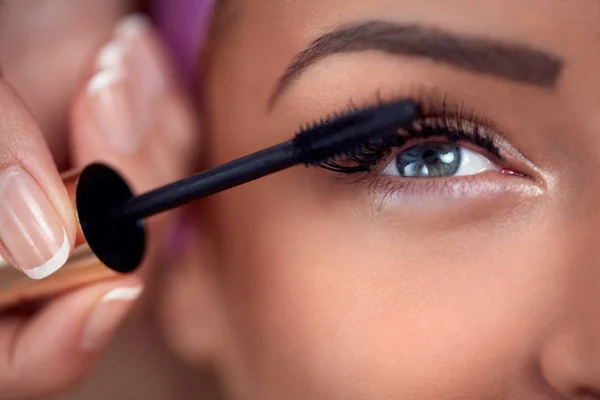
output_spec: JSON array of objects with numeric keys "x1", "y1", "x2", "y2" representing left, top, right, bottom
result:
[
  {"x1": 153, "y1": 1, "x2": 600, "y2": 400},
  {"x1": 2, "y1": 1, "x2": 600, "y2": 400}
]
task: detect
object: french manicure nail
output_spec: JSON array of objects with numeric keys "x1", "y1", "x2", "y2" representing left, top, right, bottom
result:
[
  {"x1": 116, "y1": 14, "x2": 168, "y2": 96},
  {"x1": 96, "y1": 41, "x2": 125, "y2": 71},
  {"x1": 115, "y1": 13, "x2": 151, "y2": 40},
  {"x1": 86, "y1": 14, "x2": 168, "y2": 153},
  {"x1": 0, "y1": 167, "x2": 69, "y2": 279},
  {"x1": 81, "y1": 285, "x2": 143, "y2": 350},
  {"x1": 87, "y1": 65, "x2": 144, "y2": 153}
]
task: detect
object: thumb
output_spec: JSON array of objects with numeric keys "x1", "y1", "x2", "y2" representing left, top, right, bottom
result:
[{"x1": 0, "y1": 276, "x2": 143, "y2": 400}]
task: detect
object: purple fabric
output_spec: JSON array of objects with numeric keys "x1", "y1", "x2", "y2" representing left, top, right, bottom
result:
[{"x1": 152, "y1": 0, "x2": 216, "y2": 90}]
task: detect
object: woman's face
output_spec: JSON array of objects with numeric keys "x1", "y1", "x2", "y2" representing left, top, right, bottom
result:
[{"x1": 185, "y1": 1, "x2": 600, "y2": 398}]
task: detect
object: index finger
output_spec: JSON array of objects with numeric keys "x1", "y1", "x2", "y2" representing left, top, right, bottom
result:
[{"x1": 0, "y1": 79, "x2": 76, "y2": 279}]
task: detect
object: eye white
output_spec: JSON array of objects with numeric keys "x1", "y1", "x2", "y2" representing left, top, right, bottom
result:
[
  {"x1": 381, "y1": 146, "x2": 499, "y2": 177},
  {"x1": 454, "y1": 147, "x2": 499, "y2": 176}
]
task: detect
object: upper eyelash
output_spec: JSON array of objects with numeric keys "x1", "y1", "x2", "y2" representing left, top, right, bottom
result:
[
  {"x1": 405, "y1": 117, "x2": 502, "y2": 159},
  {"x1": 316, "y1": 92, "x2": 506, "y2": 175}
]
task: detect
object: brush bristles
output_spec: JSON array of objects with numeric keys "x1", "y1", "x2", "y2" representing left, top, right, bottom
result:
[{"x1": 292, "y1": 100, "x2": 419, "y2": 166}]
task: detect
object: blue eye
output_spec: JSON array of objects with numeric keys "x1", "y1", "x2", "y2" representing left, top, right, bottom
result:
[{"x1": 382, "y1": 142, "x2": 499, "y2": 178}]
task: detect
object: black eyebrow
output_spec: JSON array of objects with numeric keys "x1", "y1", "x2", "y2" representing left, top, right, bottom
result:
[{"x1": 269, "y1": 21, "x2": 564, "y2": 108}]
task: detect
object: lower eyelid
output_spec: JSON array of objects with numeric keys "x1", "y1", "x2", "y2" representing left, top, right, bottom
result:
[{"x1": 367, "y1": 171, "x2": 542, "y2": 204}]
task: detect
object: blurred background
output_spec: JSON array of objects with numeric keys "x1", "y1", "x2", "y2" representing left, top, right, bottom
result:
[{"x1": 0, "y1": 1, "x2": 213, "y2": 399}]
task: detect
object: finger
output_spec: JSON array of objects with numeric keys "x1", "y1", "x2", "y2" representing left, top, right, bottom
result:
[
  {"x1": 0, "y1": 79, "x2": 76, "y2": 279},
  {"x1": 70, "y1": 14, "x2": 201, "y2": 194},
  {"x1": 69, "y1": 16, "x2": 201, "y2": 278},
  {"x1": 0, "y1": 275, "x2": 143, "y2": 399}
]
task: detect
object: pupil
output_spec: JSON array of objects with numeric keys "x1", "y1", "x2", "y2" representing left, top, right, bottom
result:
[{"x1": 396, "y1": 143, "x2": 461, "y2": 177}]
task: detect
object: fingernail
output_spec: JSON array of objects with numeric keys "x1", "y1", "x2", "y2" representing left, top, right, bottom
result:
[
  {"x1": 81, "y1": 285, "x2": 143, "y2": 350},
  {"x1": 115, "y1": 14, "x2": 151, "y2": 41},
  {"x1": 115, "y1": 14, "x2": 168, "y2": 97},
  {"x1": 87, "y1": 50, "x2": 145, "y2": 154},
  {"x1": 86, "y1": 15, "x2": 169, "y2": 153},
  {"x1": 0, "y1": 167, "x2": 69, "y2": 279},
  {"x1": 96, "y1": 41, "x2": 125, "y2": 71}
]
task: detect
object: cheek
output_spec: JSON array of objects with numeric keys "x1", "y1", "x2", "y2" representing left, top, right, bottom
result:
[{"x1": 205, "y1": 168, "x2": 573, "y2": 399}]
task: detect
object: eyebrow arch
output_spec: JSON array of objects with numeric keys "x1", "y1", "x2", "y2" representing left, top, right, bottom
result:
[{"x1": 269, "y1": 21, "x2": 564, "y2": 108}]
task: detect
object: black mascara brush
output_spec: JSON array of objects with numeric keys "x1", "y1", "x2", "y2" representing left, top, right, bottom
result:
[
  {"x1": 73, "y1": 99, "x2": 419, "y2": 272},
  {"x1": 112, "y1": 99, "x2": 419, "y2": 222}
]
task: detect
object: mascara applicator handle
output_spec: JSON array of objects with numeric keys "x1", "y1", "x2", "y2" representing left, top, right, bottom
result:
[{"x1": 110, "y1": 141, "x2": 299, "y2": 222}]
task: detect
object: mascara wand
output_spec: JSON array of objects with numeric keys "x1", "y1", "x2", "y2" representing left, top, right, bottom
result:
[
  {"x1": 110, "y1": 100, "x2": 419, "y2": 222},
  {"x1": 74, "y1": 100, "x2": 418, "y2": 273}
]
